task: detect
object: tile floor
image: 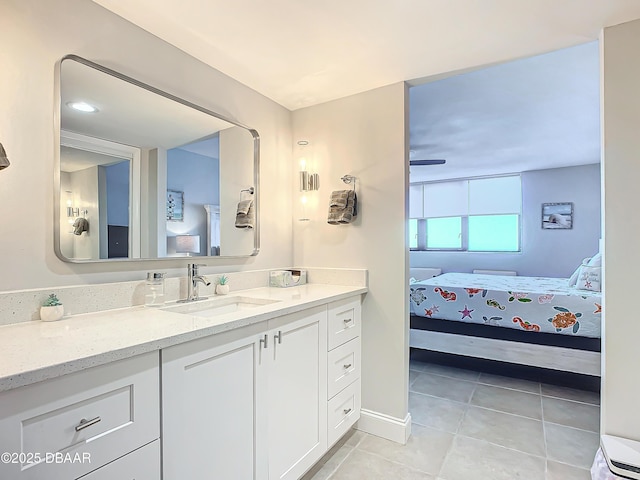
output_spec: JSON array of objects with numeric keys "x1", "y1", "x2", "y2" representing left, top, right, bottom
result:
[{"x1": 304, "y1": 359, "x2": 600, "y2": 480}]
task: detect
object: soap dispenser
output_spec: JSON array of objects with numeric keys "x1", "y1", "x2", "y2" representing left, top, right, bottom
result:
[{"x1": 145, "y1": 272, "x2": 166, "y2": 307}]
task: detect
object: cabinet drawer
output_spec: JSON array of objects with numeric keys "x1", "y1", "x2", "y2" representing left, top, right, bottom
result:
[
  {"x1": 327, "y1": 379, "x2": 361, "y2": 446},
  {"x1": 327, "y1": 297, "x2": 361, "y2": 350},
  {"x1": 0, "y1": 352, "x2": 159, "y2": 480},
  {"x1": 77, "y1": 440, "x2": 160, "y2": 480},
  {"x1": 327, "y1": 337, "x2": 360, "y2": 399}
]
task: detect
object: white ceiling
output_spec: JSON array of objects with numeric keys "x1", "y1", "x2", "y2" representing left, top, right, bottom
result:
[
  {"x1": 92, "y1": 0, "x2": 640, "y2": 110},
  {"x1": 409, "y1": 41, "x2": 600, "y2": 182}
]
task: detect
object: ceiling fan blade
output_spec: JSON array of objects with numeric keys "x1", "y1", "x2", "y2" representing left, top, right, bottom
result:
[{"x1": 410, "y1": 159, "x2": 446, "y2": 166}]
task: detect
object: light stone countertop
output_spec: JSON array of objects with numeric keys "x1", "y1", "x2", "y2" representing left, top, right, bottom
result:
[{"x1": 0, "y1": 284, "x2": 366, "y2": 393}]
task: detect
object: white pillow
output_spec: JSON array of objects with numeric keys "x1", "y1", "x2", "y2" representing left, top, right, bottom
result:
[
  {"x1": 587, "y1": 252, "x2": 602, "y2": 267},
  {"x1": 568, "y1": 257, "x2": 591, "y2": 287},
  {"x1": 577, "y1": 264, "x2": 601, "y2": 291}
]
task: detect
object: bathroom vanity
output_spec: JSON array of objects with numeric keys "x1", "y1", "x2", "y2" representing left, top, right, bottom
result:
[{"x1": 0, "y1": 284, "x2": 364, "y2": 479}]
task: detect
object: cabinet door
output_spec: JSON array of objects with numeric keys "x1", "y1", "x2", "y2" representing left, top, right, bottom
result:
[
  {"x1": 267, "y1": 306, "x2": 327, "y2": 480},
  {"x1": 162, "y1": 327, "x2": 268, "y2": 480}
]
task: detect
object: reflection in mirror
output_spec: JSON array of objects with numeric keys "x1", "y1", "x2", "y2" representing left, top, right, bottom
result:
[{"x1": 56, "y1": 55, "x2": 259, "y2": 262}]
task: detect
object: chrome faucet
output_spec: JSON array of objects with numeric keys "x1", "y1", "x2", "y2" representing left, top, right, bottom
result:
[{"x1": 180, "y1": 264, "x2": 211, "y2": 302}]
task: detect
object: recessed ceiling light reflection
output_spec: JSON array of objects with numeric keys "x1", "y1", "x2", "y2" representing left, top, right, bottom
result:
[{"x1": 66, "y1": 101, "x2": 99, "y2": 113}]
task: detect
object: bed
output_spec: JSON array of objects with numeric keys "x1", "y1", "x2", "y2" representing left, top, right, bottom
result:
[{"x1": 409, "y1": 272, "x2": 602, "y2": 376}]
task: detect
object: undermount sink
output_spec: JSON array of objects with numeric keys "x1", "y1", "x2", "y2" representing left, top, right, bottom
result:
[{"x1": 163, "y1": 296, "x2": 281, "y2": 318}]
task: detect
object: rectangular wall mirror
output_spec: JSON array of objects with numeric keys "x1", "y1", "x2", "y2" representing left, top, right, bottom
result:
[{"x1": 56, "y1": 55, "x2": 259, "y2": 262}]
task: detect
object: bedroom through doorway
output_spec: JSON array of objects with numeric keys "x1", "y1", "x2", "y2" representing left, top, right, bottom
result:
[{"x1": 407, "y1": 41, "x2": 602, "y2": 478}]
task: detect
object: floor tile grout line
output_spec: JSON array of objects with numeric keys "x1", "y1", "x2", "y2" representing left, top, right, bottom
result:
[
  {"x1": 476, "y1": 379, "x2": 543, "y2": 395},
  {"x1": 323, "y1": 431, "x2": 368, "y2": 480},
  {"x1": 544, "y1": 456, "x2": 596, "y2": 471},
  {"x1": 540, "y1": 392, "x2": 600, "y2": 407},
  {"x1": 409, "y1": 389, "x2": 470, "y2": 408},
  {"x1": 436, "y1": 426, "x2": 460, "y2": 478},
  {"x1": 454, "y1": 400, "x2": 471, "y2": 436},
  {"x1": 467, "y1": 379, "x2": 479, "y2": 406},
  {"x1": 543, "y1": 419, "x2": 600, "y2": 435},
  {"x1": 541, "y1": 390, "x2": 549, "y2": 474},
  {"x1": 411, "y1": 369, "x2": 480, "y2": 386},
  {"x1": 417, "y1": 370, "x2": 545, "y2": 396},
  {"x1": 547, "y1": 458, "x2": 593, "y2": 472},
  {"x1": 455, "y1": 432, "x2": 549, "y2": 462},
  {"x1": 410, "y1": 419, "x2": 461, "y2": 436},
  {"x1": 475, "y1": 380, "x2": 543, "y2": 396},
  {"x1": 323, "y1": 446, "x2": 355, "y2": 480},
  {"x1": 438, "y1": 381, "x2": 477, "y2": 477},
  {"x1": 459, "y1": 401, "x2": 545, "y2": 423},
  {"x1": 411, "y1": 389, "x2": 547, "y2": 422},
  {"x1": 352, "y1": 443, "x2": 442, "y2": 477}
]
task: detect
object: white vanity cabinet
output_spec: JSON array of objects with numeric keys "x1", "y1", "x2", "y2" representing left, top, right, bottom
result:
[
  {"x1": 326, "y1": 297, "x2": 362, "y2": 446},
  {"x1": 162, "y1": 304, "x2": 330, "y2": 480},
  {"x1": 0, "y1": 289, "x2": 363, "y2": 480},
  {"x1": 0, "y1": 352, "x2": 160, "y2": 480}
]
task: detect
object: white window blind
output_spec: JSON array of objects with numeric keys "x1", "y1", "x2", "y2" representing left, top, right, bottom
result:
[
  {"x1": 414, "y1": 175, "x2": 521, "y2": 217},
  {"x1": 423, "y1": 180, "x2": 468, "y2": 218},
  {"x1": 468, "y1": 176, "x2": 521, "y2": 215}
]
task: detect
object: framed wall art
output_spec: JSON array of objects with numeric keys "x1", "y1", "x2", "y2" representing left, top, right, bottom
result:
[
  {"x1": 167, "y1": 190, "x2": 184, "y2": 221},
  {"x1": 542, "y1": 202, "x2": 573, "y2": 229}
]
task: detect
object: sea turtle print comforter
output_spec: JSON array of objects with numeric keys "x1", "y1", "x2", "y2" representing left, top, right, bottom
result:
[{"x1": 410, "y1": 273, "x2": 601, "y2": 338}]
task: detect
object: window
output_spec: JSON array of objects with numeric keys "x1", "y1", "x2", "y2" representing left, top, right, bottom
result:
[
  {"x1": 426, "y1": 217, "x2": 461, "y2": 249},
  {"x1": 409, "y1": 176, "x2": 521, "y2": 252},
  {"x1": 409, "y1": 219, "x2": 418, "y2": 249},
  {"x1": 468, "y1": 214, "x2": 519, "y2": 252}
]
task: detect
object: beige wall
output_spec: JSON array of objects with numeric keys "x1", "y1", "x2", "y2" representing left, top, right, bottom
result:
[
  {"x1": 601, "y1": 19, "x2": 640, "y2": 440},
  {"x1": 292, "y1": 83, "x2": 410, "y2": 421},
  {"x1": 0, "y1": 0, "x2": 293, "y2": 291}
]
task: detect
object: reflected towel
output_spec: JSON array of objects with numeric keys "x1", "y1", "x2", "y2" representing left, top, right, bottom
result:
[
  {"x1": 236, "y1": 199, "x2": 252, "y2": 215},
  {"x1": 328, "y1": 190, "x2": 357, "y2": 225},
  {"x1": 235, "y1": 199, "x2": 254, "y2": 228},
  {"x1": 73, "y1": 217, "x2": 89, "y2": 235}
]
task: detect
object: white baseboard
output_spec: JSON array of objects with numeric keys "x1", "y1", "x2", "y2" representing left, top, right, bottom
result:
[{"x1": 356, "y1": 409, "x2": 412, "y2": 444}]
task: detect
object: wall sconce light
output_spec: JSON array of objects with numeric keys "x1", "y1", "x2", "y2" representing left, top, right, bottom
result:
[
  {"x1": 176, "y1": 234, "x2": 201, "y2": 256},
  {"x1": 297, "y1": 140, "x2": 319, "y2": 222},
  {"x1": 0, "y1": 143, "x2": 10, "y2": 170},
  {"x1": 65, "y1": 190, "x2": 79, "y2": 218},
  {"x1": 298, "y1": 140, "x2": 319, "y2": 192}
]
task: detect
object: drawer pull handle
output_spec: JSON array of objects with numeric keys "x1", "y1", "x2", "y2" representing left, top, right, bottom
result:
[
  {"x1": 343, "y1": 363, "x2": 352, "y2": 369},
  {"x1": 343, "y1": 318, "x2": 352, "y2": 325},
  {"x1": 343, "y1": 408, "x2": 352, "y2": 415},
  {"x1": 260, "y1": 334, "x2": 268, "y2": 349},
  {"x1": 75, "y1": 416, "x2": 101, "y2": 432},
  {"x1": 274, "y1": 331, "x2": 282, "y2": 344}
]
